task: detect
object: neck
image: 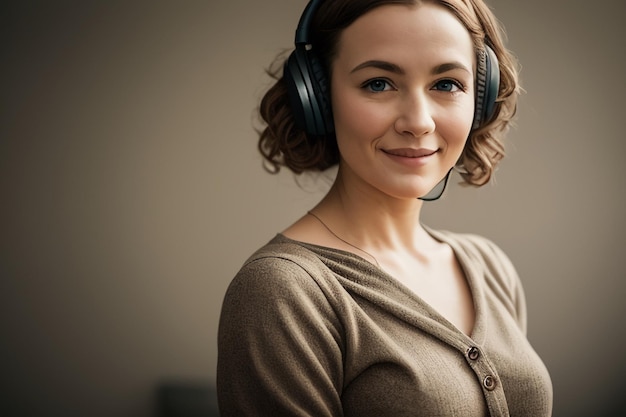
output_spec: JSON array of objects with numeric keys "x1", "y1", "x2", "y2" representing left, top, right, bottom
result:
[{"x1": 312, "y1": 170, "x2": 434, "y2": 252}]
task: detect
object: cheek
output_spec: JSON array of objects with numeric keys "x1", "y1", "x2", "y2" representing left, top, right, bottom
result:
[
  {"x1": 332, "y1": 92, "x2": 392, "y2": 144},
  {"x1": 441, "y1": 102, "x2": 475, "y2": 148}
]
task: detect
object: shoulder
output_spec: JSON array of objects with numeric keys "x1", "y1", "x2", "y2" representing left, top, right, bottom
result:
[
  {"x1": 236, "y1": 235, "x2": 328, "y2": 287},
  {"x1": 223, "y1": 235, "x2": 339, "y2": 311},
  {"x1": 244, "y1": 235, "x2": 325, "y2": 271},
  {"x1": 219, "y1": 236, "x2": 344, "y2": 342},
  {"x1": 429, "y1": 228, "x2": 517, "y2": 279}
]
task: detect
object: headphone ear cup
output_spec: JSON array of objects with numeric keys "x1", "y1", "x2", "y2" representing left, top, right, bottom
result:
[
  {"x1": 472, "y1": 45, "x2": 500, "y2": 130},
  {"x1": 283, "y1": 49, "x2": 309, "y2": 133},
  {"x1": 307, "y1": 52, "x2": 334, "y2": 135},
  {"x1": 283, "y1": 47, "x2": 333, "y2": 136}
]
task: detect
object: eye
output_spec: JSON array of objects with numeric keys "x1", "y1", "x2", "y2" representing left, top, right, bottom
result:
[
  {"x1": 432, "y1": 79, "x2": 464, "y2": 93},
  {"x1": 363, "y1": 78, "x2": 394, "y2": 92}
]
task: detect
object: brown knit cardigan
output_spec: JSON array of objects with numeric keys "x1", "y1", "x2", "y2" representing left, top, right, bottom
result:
[{"x1": 217, "y1": 229, "x2": 553, "y2": 416}]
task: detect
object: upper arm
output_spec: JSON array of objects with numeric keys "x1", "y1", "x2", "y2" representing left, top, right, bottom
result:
[{"x1": 217, "y1": 256, "x2": 344, "y2": 416}]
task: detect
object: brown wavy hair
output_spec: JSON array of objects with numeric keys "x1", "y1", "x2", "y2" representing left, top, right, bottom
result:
[{"x1": 258, "y1": 0, "x2": 520, "y2": 186}]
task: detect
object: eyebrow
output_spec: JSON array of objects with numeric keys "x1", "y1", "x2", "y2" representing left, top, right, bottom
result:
[
  {"x1": 350, "y1": 60, "x2": 404, "y2": 74},
  {"x1": 350, "y1": 60, "x2": 471, "y2": 75},
  {"x1": 432, "y1": 62, "x2": 472, "y2": 75}
]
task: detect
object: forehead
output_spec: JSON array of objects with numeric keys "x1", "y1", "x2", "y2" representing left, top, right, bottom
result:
[{"x1": 333, "y1": 3, "x2": 475, "y2": 70}]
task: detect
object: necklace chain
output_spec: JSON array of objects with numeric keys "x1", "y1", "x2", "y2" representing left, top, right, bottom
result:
[{"x1": 307, "y1": 211, "x2": 380, "y2": 267}]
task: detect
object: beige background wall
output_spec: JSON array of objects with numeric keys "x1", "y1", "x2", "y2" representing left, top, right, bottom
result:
[{"x1": 1, "y1": 0, "x2": 624, "y2": 416}]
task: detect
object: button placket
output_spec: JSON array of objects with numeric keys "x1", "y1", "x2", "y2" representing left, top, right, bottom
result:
[{"x1": 461, "y1": 344, "x2": 509, "y2": 416}]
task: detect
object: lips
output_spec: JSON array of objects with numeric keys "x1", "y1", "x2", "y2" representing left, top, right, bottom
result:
[{"x1": 383, "y1": 148, "x2": 438, "y2": 158}]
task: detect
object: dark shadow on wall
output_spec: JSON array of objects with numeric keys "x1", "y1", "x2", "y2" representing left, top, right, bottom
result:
[{"x1": 157, "y1": 381, "x2": 219, "y2": 417}]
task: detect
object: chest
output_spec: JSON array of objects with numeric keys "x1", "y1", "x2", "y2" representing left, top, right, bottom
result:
[
  {"x1": 380, "y1": 250, "x2": 475, "y2": 335},
  {"x1": 337, "y1": 290, "x2": 552, "y2": 417},
  {"x1": 341, "y1": 330, "x2": 489, "y2": 416}
]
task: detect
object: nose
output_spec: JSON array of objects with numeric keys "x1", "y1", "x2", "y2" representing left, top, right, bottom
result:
[{"x1": 394, "y1": 90, "x2": 436, "y2": 138}]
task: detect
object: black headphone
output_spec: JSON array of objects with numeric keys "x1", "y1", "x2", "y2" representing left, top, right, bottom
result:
[{"x1": 283, "y1": 0, "x2": 501, "y2": 136}]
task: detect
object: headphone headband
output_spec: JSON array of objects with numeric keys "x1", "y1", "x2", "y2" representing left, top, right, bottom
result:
[{"x1": 295, "y1": 0, "x2": 322, "y2": 45}]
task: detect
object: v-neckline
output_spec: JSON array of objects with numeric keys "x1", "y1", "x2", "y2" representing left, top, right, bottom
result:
[
  {"x1": 275, "y1": 228, "x2": 486, "y2": 345},
  {"x1": 425, "y1": 228, "x2": 486, "y2": 344}
]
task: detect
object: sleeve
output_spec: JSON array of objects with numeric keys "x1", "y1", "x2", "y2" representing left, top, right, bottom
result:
[{"x1": 217, "y1": 255, "x2": 345, "y2": 417}]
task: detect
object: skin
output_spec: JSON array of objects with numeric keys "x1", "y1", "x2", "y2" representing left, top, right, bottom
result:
[{"x1": 283, "y1": 3, "x2": 476, "y2": 335}]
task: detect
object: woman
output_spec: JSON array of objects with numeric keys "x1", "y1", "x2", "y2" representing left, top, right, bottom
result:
[{"x1": 217, "y1": 0, "x2": 553, "y2": 415}]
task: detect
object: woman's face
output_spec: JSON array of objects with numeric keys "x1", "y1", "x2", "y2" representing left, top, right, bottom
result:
[{"x1": 330, "y1": 3, "x2": 475, "y2": 201}]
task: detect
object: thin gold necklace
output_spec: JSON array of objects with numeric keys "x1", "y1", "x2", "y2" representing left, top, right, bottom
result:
[{"x1": 307, "y1": 210, "x2": 380, "y2": 267}]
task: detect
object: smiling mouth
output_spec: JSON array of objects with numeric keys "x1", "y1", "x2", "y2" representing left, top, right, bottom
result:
[{"x1": 382, "y1": 148, "x2": 438, "y2": 158}]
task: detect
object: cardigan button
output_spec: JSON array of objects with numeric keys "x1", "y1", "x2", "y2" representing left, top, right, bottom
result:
[
  {"x1": 468, "y1": 347, "x2": 480, "y2": 361},
  {"x1": 483, "y1": 375, "x2": 496, "y2": 391}
]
